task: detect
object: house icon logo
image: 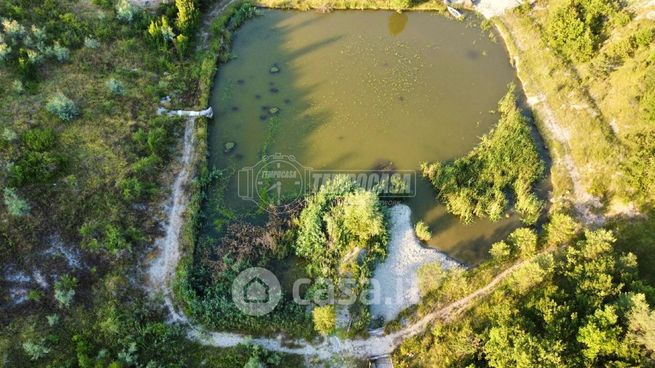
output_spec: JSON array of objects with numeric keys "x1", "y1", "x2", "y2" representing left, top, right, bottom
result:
[{"x1": 232, "y1": 267, "x2": 282, "y2": 316}]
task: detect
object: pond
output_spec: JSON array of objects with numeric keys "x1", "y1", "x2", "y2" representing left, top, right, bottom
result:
[{"x1": 208, "y1": 9, "x2": 519, "y2": 264}]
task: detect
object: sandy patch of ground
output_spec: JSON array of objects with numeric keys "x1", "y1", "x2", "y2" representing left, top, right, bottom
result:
[
  {"x1": 370, "y1": 205, "x2": 461, "y2": 322},
  {"x1": 474, "y1": 0, "x2": 524, "y2": 18}
]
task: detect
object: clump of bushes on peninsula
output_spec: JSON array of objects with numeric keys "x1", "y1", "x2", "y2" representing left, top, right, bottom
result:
[{"x1": 422, "y1": 85, "x2": 544, "y2": 225}]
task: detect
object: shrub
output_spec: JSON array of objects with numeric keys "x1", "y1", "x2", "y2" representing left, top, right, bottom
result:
[
  {"x1": 312, "y1": 305, "x2": 336, "y2": 335},
  {"x1": 507, "y1": 228, "x2": 538, "y2": 259},
  {"x1": 12, "y1": 80, "x2": 24, "y2": 93},
  {"x1": 2, "y1": 18, "x2": 26, "y2": 39},
  {"x1": 0, "y1": 42, "x2": 11, "y2": 62},
  {"x1": 544, "y1": 213, "x2": 579, "y2": 246},
  {"x1": 2, "y1": 127, "x2": 17, "y2": 142},
  {"x1": 46, "y1": 93, "x2": 78, "y2": 121},
  {"x1": 54, "y1": 275, "x2": 77, "y2": 308},
  {"x1": 51, "y1": 42, "x2": 69, "y2": 62},
  {"x1": 116, "y1": 0, "x2": 136, "y2": 23},
  {"x1": 642, "y1": 89, "x2": 655, "y2": 123},
  {"x1": 106, "y1": 78, "x2": 126, "y2": 96},
  {"x1": 296, "y1": 176, "x2": 388, "y2": 289},
  {"x1": 635, "y1": 27, "x2": 655, "y2": 48},
  {"x1": 422, "y1": 85, "x2": 543, "y2": 224},
  {"x1": 84, "y1": 36, "x2": 100, "y2": 49},
  {"x1": 490, "y1": 241, "x2": 512, "y2": 261},
  {"x1": 3, "y1": 187, "x2": 30, "y2": 216},
  {"x1": 22, "y1": 340, "x2": 50, "y2": 361},
  {"x1": 392, "y1": 0, "x2": 412, "y2": 11},
  {"x1": 175, "y1": 0, "x2": 198, "y2": 33},
  {"x1": 415, "y1": 221, "x2": 432, "y2": 242}
]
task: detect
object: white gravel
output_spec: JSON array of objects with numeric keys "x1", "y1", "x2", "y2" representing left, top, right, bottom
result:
[
  {"x1": 474, "y1": 0, "x2": 525, "y2": 18},
  {"x1": 370, "y1": 205, "x2": 461, "y2": 322}
]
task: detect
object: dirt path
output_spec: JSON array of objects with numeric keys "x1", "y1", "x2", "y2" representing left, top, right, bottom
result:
[
  {"x1": 146, "y1": 117, "x2": 526, "y2": 357},
  {"x1": 144, "y1": 0, "x2": 535, "y2": 361}
]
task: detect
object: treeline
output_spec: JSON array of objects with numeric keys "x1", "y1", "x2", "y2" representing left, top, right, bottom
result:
[
  {"x1": 422, "y1": 85, "x2": 544, "y2": 225},
  {"x1": 395, "y1": 214, "x2": 655, "y2": 367}
]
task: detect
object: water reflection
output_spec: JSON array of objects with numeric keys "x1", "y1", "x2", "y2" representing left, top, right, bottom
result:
[{"x1": 388, "y1": 11, "x2": 408, "y2": 36}]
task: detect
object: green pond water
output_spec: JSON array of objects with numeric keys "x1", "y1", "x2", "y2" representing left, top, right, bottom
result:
[{"x1": 208, "y1": 9, "x2": 520, "y2": 264}]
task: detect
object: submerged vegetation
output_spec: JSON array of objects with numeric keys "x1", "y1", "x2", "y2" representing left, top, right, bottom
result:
[{"x1": 422, "y1": 85, "x2": 544, "y2": 225}]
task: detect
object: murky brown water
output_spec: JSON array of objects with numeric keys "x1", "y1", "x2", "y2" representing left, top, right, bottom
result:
[{"x1": 208, "y1": 10, "x2": 519, "y2": 264}]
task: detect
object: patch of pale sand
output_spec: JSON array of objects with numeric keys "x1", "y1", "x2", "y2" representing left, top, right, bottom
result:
[
  {"x1": 370, "y1": 205, "x2": 461, "y2": 322},
  {"x1": 475, "y1": 0, "x2": 524, "y2": 18}
]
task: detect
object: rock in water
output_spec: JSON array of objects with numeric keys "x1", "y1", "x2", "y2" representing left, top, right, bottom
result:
[
  {"x1": 269, "y1": 107, "x2": 280, "y2": 115},
  {"x1": 224, "y1": 142, "x2": 236, "y2": 153},
  {"x1": 270, "y1": 64, "x2": 280, "y2": 74}
]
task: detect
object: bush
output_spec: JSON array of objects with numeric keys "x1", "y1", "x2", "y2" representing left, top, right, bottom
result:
[
  {"x1": 46, "y1": 93, "x2": 78, "y2": 121},
  {"x1": 22, "y1": 340, "x2": 50, "y2": 361},
  {"x1": 296, "y1": 176, "x2": 388, "y2": 289},
  {"x1": 54, "y1": 275, "x2": 77, "y2": 308},
  {"x1": 51, "y1": 42, "x2": 70, "y2": 62},
  {"x1": 106, "y1": 78, "x2": 126, "y2": 96},
  {"x1": 490, "y1": 241, "x2": 512, "y2": 261},
  {"x1": 3, "y1": 187, "x2": 30, "y2": 217},
  {"x1": 116, "y1": 0, "x2": 137, "y2": 23},
  {"x1": 312, "y1": 305, "x2": 336, "y2": 335},
  {"x1": 507, "y1": 228, "x2": 537, "y2": 259},
  {"x1": 84, "y1": 36, "x2": 100, "y2": 49},
  {"x1": 545, "y1": 0, "x2": 625, "y2": 62},
  {"x1": 415, "y1": 221, "x2": 432, "y2": 242},
  {"x1": 422, "y1": 85, "x2": 544, "y2": 224}
]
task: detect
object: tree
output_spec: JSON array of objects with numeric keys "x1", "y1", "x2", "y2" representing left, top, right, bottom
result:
[
  {"x1": 490, "y1": 241, "x2": 511, "y2": 262},
  {"x1": 312, "y1": 305, "x2": 336, "y2": 335},
  {"x1": 296, "y1": 176, "x2": 388, "y2": 289},
  {"x1": 577, "y1": 305, "x2": 622, "y2": 362},
  {"x1": 508, "y1": 228, "x2": 537, "y2": 259},
  {"x1": 627, "y1": 293, "x2": 655, "y2": 357},
  {"x1": 544, "y1": 213, "x2": 579, "y2": 246}
]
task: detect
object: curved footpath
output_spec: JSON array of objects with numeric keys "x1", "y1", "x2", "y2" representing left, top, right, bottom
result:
[
  {"x1": 147, "y1": 118, "x2": 526, "y2": 360},
  {"x1": 145, "y1": 0, "x2": 528, "y2": 361}
]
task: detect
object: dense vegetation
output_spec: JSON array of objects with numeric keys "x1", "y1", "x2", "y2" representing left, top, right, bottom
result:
[
  {"x1": 545, "y1": 0, "x2": 628, "y2": 62},
  {"x1": 422, "y1": 85, "x2": 544, "y2": 225},
  {"x1": 396, "y1": 217, "x2": 655, "y2": 367},
  {"x1": 0, "y1": 0, "x2": 301, "y2": 365},
  {"x1": 296, "y1": 175, "x2": 388, "y2": 335},
  {"x1": 2, "y1": 0, "x2": 655, "y2": 366}
]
